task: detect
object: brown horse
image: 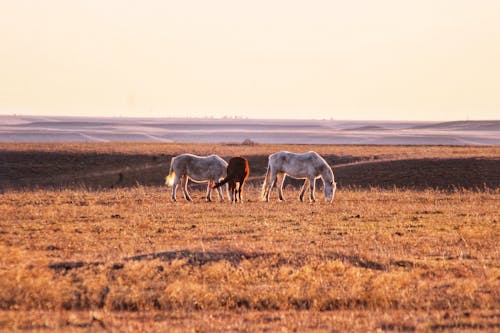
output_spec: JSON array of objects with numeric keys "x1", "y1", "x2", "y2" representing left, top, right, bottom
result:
[{"x1": 213, "y1": 157, "x2": 250, "y2": 203}]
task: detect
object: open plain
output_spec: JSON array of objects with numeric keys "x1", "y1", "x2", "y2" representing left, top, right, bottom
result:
[{"x1": 0, "y1": 143, "x2": 499, "y2": 331}]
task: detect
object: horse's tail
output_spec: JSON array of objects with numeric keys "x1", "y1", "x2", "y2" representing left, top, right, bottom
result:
[
  {"x1": 165, "y1": 158, "x2": 176, "y2": 186},
  {"x1": 261, "y1": 162, "x2": 271, "y2": 199}
]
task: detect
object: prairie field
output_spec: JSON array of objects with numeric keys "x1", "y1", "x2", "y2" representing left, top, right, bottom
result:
[{"x1": 0, "y1": 143, "x2": 499, "y2": 331}]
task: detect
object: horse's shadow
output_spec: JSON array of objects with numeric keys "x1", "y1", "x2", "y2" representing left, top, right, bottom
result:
[{"x1": 124, "y1": 249, "x2": 265, "y2": 267}]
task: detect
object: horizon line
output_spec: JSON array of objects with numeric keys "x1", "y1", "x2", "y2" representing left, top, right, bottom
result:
[{"x1": 1, "y1": 114, "x2": 499, "y2": 123}]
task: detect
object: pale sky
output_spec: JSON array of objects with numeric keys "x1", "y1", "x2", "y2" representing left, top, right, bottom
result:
[{"x1": 1, "y1": 0, "x2": 499, "y2": 120}]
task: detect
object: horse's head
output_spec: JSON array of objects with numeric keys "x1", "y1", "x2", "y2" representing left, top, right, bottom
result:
[{"x1": 324, "y1": 180, "x2": 336, "y2": 203}]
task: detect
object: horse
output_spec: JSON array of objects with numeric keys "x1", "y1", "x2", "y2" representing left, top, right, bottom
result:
[
  {"x1": 213, "y1": 157, "x2": 250, "y2": 203},
  {"x1": 261, "y1": 151, "x2": 336, "y2": 203},
  {"x1": 165, "y1": 153, "x2": 228, "y2": 202}
]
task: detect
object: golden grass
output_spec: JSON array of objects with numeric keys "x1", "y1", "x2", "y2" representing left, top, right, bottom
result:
[
  {"x1": 2, "y1": 142, "x2": 500, "y2": 159},
  {"x1": 1, "y1": 185, "x2": 499, "y2": 331}
]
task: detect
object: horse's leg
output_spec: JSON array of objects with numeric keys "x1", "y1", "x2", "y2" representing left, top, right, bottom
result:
[
  {"x1": 264, "y1": 170, "x2": 277, "y2": 202},
  {"x1": 171, "y1": 174, "x2": 182, "y2": 202},
  {"x1": 299, "y1": 179, "x2": 309, "y2": 202},
  {"x1": 238, "y1": 181, "x2": 244, "y2": 203},
  {"x1": 278, "y1": 173, "x2": 286, "y2": 201},
  {"x1": 171, "y1": 180, "x2": 178, "y2": 202},
  {"x1": 226, "y1": 182, "x2": 233, "y2": 203},
  {"x1": 215, "y1": 183, "x2": 225, "y2": 202},
  {"x1": 262, "y1": 183, "x2": 270, "y2": 202},
  {"x1": 309, "y1": 177, "x2": 316, "y2": 202},
  {"x1": 234, "y1": 181, "x2": 240, "y2": 203},
  {"x1": 181, "y1": 176, "x2": 192, "y2": 201},
  {"x1": 205, "y1": 181, "x2": 213, "y2": 202}
]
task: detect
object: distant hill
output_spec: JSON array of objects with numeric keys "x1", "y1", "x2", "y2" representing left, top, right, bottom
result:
[
  {"x1": 1, "y1": 116, "x2": 499, "y2": 145},
  {"x1": 409, "y1": 120, "x2": 500, "y2": 131}
]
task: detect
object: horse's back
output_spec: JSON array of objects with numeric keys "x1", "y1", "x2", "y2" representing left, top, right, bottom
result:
[
  {"x1": 174, "y1": 153, "x2": 226, "y2": 165},
  {"x1": 171, "y1": 153, "x2": 199, "y2": 165},
  {"x1": 267, "y1": 150, "x2": 330, "y2": 177},
  {"x1": 227, "y1": 157, "x2": 250, "y2": 180},
  {"x1": 269, "y1": 150, "x2": 319, "y2": 159},
  {"x1": 208, "y1": 154, "x2": 228, "y2": 166},
  {"x1": 269, "y1": 151, "x2": 322, "y2": 165},
  {"x1": 171, "y1": 153, "x2": 227, "y2": 179},
  {"x1": 228, "y1": 156, "x2": 249, "y2": 168}
]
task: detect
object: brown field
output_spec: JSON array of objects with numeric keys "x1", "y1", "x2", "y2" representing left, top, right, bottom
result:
[{"x1": 0, "y1": 143, "x2": 499, "y2": 332}]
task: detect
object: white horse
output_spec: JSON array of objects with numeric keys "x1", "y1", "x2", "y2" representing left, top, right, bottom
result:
[
  {"x1": 261, "y1": 151, "x2": 336, "y2": 203},
  {"x1": 165, "y1": 154, "x2": 228, "y2": 202}
]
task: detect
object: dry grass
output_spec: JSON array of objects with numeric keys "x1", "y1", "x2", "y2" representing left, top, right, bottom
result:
[
  {"x1": 1, "y1": 143, "x2": 499, "y2": 331},
  {"x1": 1, "y1": 185, "x2": 499, "y2": 331},
  {"x1": 2, "y1": 142, "x2": 500, "y2": 159}
]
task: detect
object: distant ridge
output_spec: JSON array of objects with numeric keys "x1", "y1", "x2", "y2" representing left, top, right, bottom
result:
[
  {"x1": 1, "y1": 116, "x2": 499, "y2": 145},
  {"x1": 409, "y1": 120, "x2": 500, "y2": 131},
  {"x1": 342, "y1": 125, "x2": 389, "y2": 131}
]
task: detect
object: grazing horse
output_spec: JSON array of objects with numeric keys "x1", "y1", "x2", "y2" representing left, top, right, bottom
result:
[
  {"x1": 261, "y1": 151, "x2": 336, "y2": 203},
  {"x1": 165, "y1": 154, "x2": 228, "y2": 202},
  {"x1": 213, "y1": 157, "x2": 250, "y2": 203}
]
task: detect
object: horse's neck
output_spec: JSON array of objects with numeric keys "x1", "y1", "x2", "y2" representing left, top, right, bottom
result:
[{"x1": 320, "y1": 166, "x2": 333, "y2": 183}]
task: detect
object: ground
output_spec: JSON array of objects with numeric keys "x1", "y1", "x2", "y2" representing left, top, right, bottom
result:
[{"x1": 0, "y1": 143, "x2": 499, "y2": 331}]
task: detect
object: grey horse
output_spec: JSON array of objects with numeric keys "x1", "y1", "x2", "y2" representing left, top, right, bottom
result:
[
  {"x1": 165, "y1": 153, "x2": 228, "y2": 202},
  {"x1": 261, "y1": 151, "x2": 336, "y2": 203}
]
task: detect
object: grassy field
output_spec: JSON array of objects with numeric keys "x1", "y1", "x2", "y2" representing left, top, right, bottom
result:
[{"x1": 0, "y1": 143, "x2": 499, "y2": 331}]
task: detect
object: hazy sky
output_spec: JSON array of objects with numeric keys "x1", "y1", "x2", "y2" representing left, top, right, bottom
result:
[{"x1": 1, "y1": 1, "x2": 499, "y2": 120}]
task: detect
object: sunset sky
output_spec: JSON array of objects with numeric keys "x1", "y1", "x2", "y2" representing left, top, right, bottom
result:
[{"x1": 1, "y1": 1, "x2": 499, "y2": 120}]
